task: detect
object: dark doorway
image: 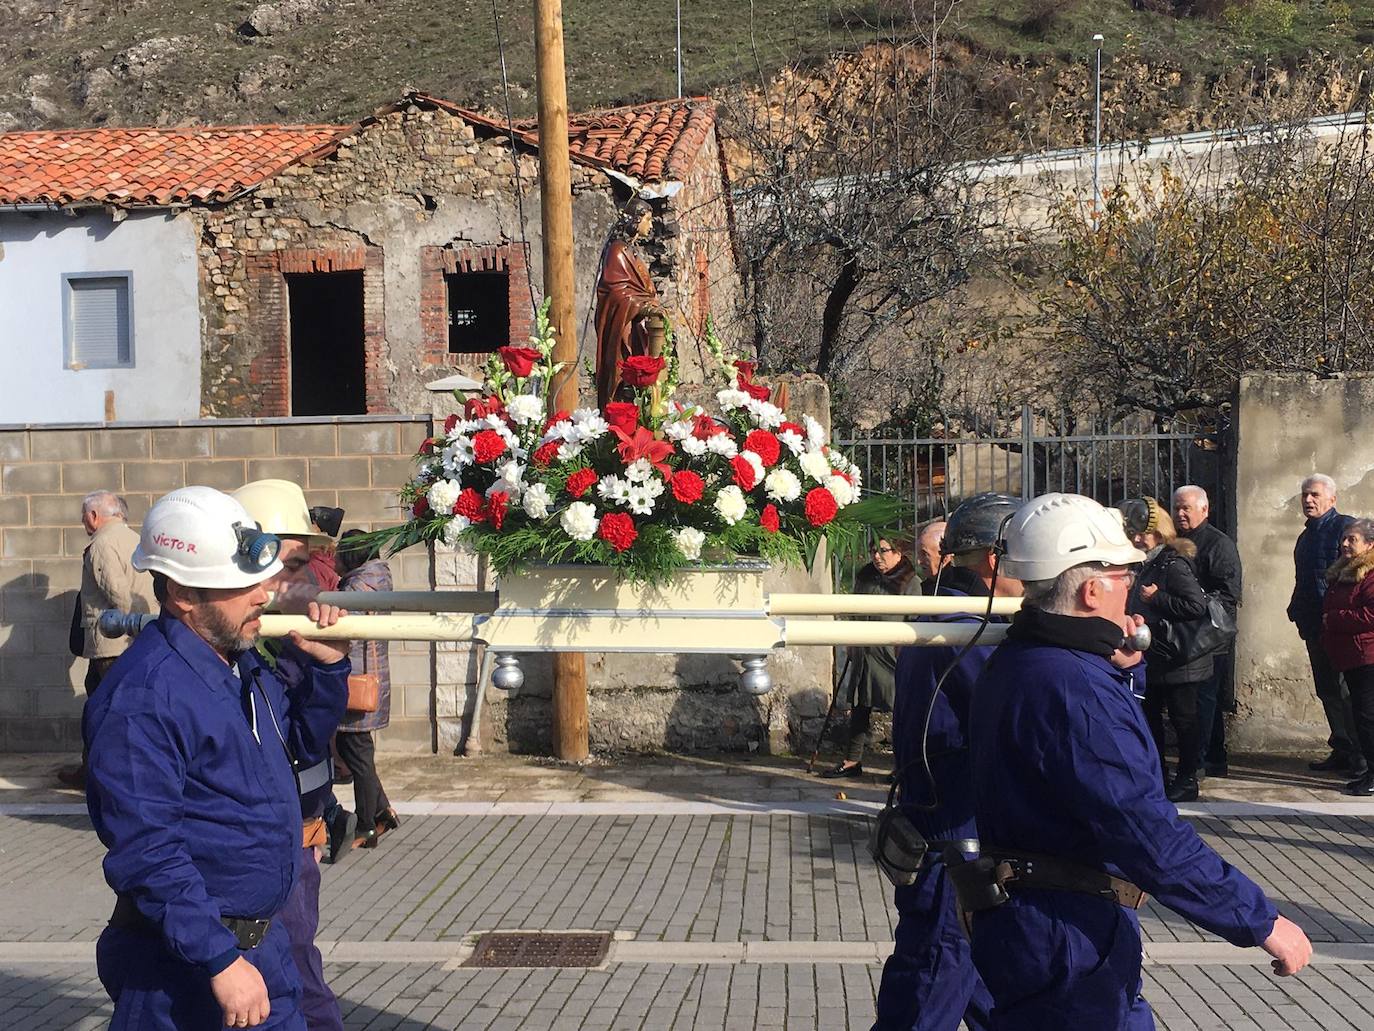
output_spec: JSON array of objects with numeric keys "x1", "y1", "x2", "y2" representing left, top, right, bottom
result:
[
  {"x1": 447, "y1": 270, "x2": 510, "y2": 354},
  {"x1": 287, "y1": 270, "x2": 366, "y2": 415}
]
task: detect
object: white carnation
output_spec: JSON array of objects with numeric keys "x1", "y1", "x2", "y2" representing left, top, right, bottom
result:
[
  {"x1": 440, "y1": 515, "x2": 471, "y2": 547},
  {"x1": 505, "y1": 394, "x2": 545, "y2": 426},
  {"x1": 673, "y1": 526, "x2": 706, "y2": 561},
  {"x1": 714, "y1": 485, "x2": 748, "y2": 526},
  {"x1": 706, "y1": 434, "x2": 738, "y2": 459},
  {"x1": 778, "y1": 430, "x2": 806, "y2": 457},
  {"x1": 802, "y1": 414, "x2": 826, "y2": 450},
  {"x1": 681, "y1": 436, "x2": 708, "y2": 457},
  {"x1": 522, "y1": 483, "x2": 552, "y2": 520},
  {"x1": 798, "y1": 450, "x2": 832, "y2": 483},
  {"x1": 560, "y1": 501, "x2": 599, "y2": 542},
  {"x1": 716, "y1": 388, "x2": 750, "y2": 411},
  {"x1": 626, "y1": 485, "x2": 657, "y2": 515},
  {"x1": 426, "y1": 478, "x2": 462, "y2": 515},
  {"x1": 825, "y1": 474, "x2": 855, "y2": 507},
  {"x1": 744, "y1": 398, "x2": 784, "y2": 429},
  {"x1": 624, "y1": 457, "x2": 655, "y2": 483},
  {"x1": 741, "y1": 450, "x2": 765, "y2": 485},
  {"x1": 764, "y1": 467, "x2": 802, "y2": 503}
]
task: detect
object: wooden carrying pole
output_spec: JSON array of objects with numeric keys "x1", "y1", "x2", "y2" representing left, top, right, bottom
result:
[{"x1": 535, "y1": 0, "x2": 590, "y2": 761}]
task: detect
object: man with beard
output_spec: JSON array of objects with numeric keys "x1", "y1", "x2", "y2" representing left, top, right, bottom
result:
[{"x1": 84, "y1": 486, "x2": 350, "y2": 1030}]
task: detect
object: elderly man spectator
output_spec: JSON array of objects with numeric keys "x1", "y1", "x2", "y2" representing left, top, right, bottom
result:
[
  {"x1": 916, "y1": 520, "x2": 949, "y2": 595},
  {"x1": 1288, "y1": 474, "x2": 1361, "y2": 775},
  {"x1": 58, "y1": 491, "x2": 155, "y2": 789},
  {"x1": 1174, "y1": 485, "x2": 1242, "y2": 779}
]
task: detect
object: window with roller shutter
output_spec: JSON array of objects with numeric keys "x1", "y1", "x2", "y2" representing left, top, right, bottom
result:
[{"x1": 63, "y1": 273, "x2": 134, "y2": 369}]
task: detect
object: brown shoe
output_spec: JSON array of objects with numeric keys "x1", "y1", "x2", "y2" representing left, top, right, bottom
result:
[{"x1": 353, "y1": 829, "x2": 378, "y2": 850}]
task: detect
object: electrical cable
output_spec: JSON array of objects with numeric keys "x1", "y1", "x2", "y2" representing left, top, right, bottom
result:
[{"x1": 489, "y1": 0, "x2": 539, "y2": 318}]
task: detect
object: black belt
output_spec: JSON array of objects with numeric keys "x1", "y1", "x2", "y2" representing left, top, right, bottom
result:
[
  {"x1": 110, "y1": 895, "x2": 272, "y2": 950},
  {"x1": 930, "y1": 837, "x2": 979, "y2": 856},
  {"x1": 946, "y1": 849, "x2": 1148, "y2": 915}
]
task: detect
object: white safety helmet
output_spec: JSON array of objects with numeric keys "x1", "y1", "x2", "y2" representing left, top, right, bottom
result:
[
  {"x1": 999, "y1": 492, "x2": 1147, "y2": 583},
  {"x1": 232, "y1": 479, "x2": 333, "y2": 548},
  {"x1": 133, "y1": 486, "x2": 284, "y2": 590}
]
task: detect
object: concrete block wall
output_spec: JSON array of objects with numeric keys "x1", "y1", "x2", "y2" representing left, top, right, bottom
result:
[{"x1": 0, "y1": 415, "x2": 435, "y2": 753}]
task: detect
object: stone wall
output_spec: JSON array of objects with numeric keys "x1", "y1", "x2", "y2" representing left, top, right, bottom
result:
[
  {"x1": 0, "y1": 415, "x2": 435, "y2": 752},
  {"x1": 1231, "y1": 374, "x2": 1374, "y2": 751}
]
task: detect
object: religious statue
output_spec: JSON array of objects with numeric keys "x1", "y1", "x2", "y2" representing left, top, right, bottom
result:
[{"x1": 594, "y1": 198, "x2": 665, "y2": 409}]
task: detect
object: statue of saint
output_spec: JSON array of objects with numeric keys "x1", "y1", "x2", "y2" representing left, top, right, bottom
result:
[{"x1": 594, "y1": 198, "x2": 664, "y2": 409}]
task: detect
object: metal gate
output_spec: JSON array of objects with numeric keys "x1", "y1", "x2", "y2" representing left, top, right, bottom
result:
[{"x1": 838, "y1": 405, "x2": 1230, "y2": 533}]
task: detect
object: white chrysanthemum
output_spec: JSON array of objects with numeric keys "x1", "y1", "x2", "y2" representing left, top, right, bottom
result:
[
  {"x1": 505, "y1": 394, "x2": 544, "y2": 426},
  {"x1": 557, "y1": 441, "x2": 584, "y2": 463},
  {"x1": 681, "y1": 436, "x2": 709, "y2": 457},
  {"x1": 426, "y1": 478, "x2": 462, "y2": 515},
  {"x1": 644, "y1": 476, "x2": 666, "y2": 499},
  {"x1": 673, "y1": 526, "x2": 706, "y2": 561},
  {"x1": 663, "y1": 413, "x2": 698, "y2": 441},
  {"x1": 571, "y1": 408, "x2": 609, "y2": 440},
  {"x1": 560, "y1": 501, "x2": 599, "y2": 541},
  {"x1": 764, "y1": 467, "x2": 802, "y2": 503},
  {"x1": 542, "y1": 419, "x2": 576, "y2": 445},
  {"x1": 522, "y1": 483, "x2": 552, "y2": 520},
  {"x1": 714, "y1": 485, "x2": 748, "y2": 525},
  {"x1": 778, "y1": 430, "x2": 806, "y2": 458},
  {"x1": 716, "y1": 388, "x2": 751, "y2": 411},
  {"x1": 826, "y1": 474, "x2": 855, "y2": 507},
  {"x1": 441, "y1": 515, "x2": 471, "y2": 547},
  {"x1": 624, "y1": 457, "x2": 655, "y2": 483},
  {"x1": 740, "y1": 450, "x2": 765, "y2": 486},
  {"x1": 596, "y1": 474, "x2": 622, "y2": 500},
  {"x1": 802, "y1": 414, "x2": 826, "y2": 450},
  {"x1": 744, "y1": 398, "x2": 784, "y2": 429},
  {"x1": 626, "y1": 485, "x2": 656, "y2": 515},
  {"x1": 441, "y1": 438, "x2": 474, "y2": 475},
  {"x1": 706, "y1": 434, "x2": 738, "y2": 459},
  {"x1": 798, "y1": 450, "x2": 832, "y2": 483},
  {"x1": 602, "y1": 477, "x2": 632, "y2": 504}
]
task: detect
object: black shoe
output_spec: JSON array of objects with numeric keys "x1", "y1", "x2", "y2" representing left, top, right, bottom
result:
[
  {"x1": 1348, "y1": 758, "x2": 1370, "y2": 776},
  {"x1": 1310, "y1": 753, "x2": 1350, "y2": 772},
  {"x1": 1204, "y1": 763, "x2": 1229, "y2": 778},
  {"x1": 1343, "y1": 774, "x2": 1374, "y2": 796},
  {"x1": 376, "y1": 807, "x2": 401, "y2": 832},
  {"x1": 354, "y1": 828, "x2": 379, "y2": 850},
  {"x1": 326, "y1": 808, "x2": 357, "y2": 864},
  {"x1": 1166, "y1": 777, "x2": 1199, "y2": 803},
  {"x1": 819, "y1": 762, "x2": 863, "y2": 779},
  {"x1": 333, "y1": 772, "x2": 354, "y2": 786}
]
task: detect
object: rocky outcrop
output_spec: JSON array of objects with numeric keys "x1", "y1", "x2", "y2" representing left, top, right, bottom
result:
[{"x1": 237, "y1": 0, "x2": 334, "y2": 37}]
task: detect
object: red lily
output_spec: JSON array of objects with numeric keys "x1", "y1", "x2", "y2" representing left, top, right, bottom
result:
[{"x1": 612, "y1": 426, "x2": 675, "y2": 480}]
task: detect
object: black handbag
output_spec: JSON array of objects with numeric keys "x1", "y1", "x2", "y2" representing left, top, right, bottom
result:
[
  {"x1": 868, "y1": 773, "x2": 929, "y2": 887},
  {"x1": 1161, "y1": 594, "x2": 1236, "y2": 663}
]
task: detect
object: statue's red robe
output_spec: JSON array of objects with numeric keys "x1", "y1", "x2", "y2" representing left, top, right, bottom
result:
[{"x1": 594, "y1": 239, "x2": 659, "y2": 409}]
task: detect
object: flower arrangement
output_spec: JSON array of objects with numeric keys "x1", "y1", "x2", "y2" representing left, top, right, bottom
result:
[{"x1": 372, "y1": 301, "x2": 894, "y2": 582}]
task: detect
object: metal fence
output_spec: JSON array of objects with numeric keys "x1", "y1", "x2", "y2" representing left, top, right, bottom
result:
[{"x1": 838, "y1": 405, "x2": 1230, "y2": 533}]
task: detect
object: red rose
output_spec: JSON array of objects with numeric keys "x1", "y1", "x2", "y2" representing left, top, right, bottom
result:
[
  {"x1": 604, "y1": 401, "x2": 640, "y2": 437},
  {"x1": 730, "y1": 455, "x2": 758, "y2": 491},
  {"x1": 804, "y1": 486, "x2": 838, "y2": 527},
  {"x1": 671, "y1": 469, "x2": 705, "y2": 504},
  {"x1": 454, "y1": 488, "x2": 485, "y2": 520},
  {"x1": 473, "y1": 429, "x2": 507, "y2": 464},
  {"x1": 533, "y1": 441, "x2": 561, "y2": 466},
  {"x1": 566, "y1": 467, "x2": 598, "y2": 498},
  {"x1": 735, "y1": 359, "x2": 772, "y2": 402},
  {"x1": 484, "y1": 490, "x2": 510, "y2": 531},
  {"x1": 741, "y1": 380, "x2": 771, "y2": 402},
  {"x1": 744, "y1": 430, "x2": 781, "y2": 467},
  {"x1": 780, "y1": 421, "x2": 806, "y2": 438},
  {"x1": 760, "y1": 503, "x2": 780, "y2": 533},
  {"x1": 734, "y1": 359, "x2": 757, "y2": 381},
  {"x1": 620, "y1": 354, "x2": 666, "y2": 387},
  {"x1": 598, "y1": 511, "x2": 638, "y2": 552},
  {"x1": 412, "y1": 496, "x2": 430, "y2": 518},
  {"x1": 499, "y1": 346, "x2": 543, "y2": 378},
  {"x1": 465, "y1": 395, "x2": 507, "y2": 420},
  {"x1": 542, "y1": 409, "x2": 571, "y2": 433},
  {"x1": 443, "y1": 413, "x2": 459, "y2": 435}
]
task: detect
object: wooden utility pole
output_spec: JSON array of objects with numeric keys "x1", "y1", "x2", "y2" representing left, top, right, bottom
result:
[{"x1": 535, "y1": 0, "x2": 590, "y2": 761}]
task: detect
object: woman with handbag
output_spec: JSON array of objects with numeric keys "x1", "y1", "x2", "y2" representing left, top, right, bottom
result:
[
  {"x1": 1120, "y1": 497, "x2": 1212, "y2": 803},
  {"x1": 334, "y1": 530, "x2": 399, "y2": 849},
  {"x1": 1320, "y1": 519, "x2": 1374, "y2": 796}
]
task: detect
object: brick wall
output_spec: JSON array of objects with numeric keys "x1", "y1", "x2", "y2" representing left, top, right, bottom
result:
[
  {"x1": 0, "y1": 416, "x2": 436, "y2": 753},
  {"x1": 418, "y1": 242, "x2": 534, "y2": 369}
]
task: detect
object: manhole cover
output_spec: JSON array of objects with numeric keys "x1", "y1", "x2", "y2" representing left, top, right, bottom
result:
[{"x1": 464, "y1": 931, "x2": 612, "y2": 968}]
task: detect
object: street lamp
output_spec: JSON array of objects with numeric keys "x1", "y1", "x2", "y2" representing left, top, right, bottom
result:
[{"x1": 1093, "y1": 33, "x2": 1104, "y2": 226}]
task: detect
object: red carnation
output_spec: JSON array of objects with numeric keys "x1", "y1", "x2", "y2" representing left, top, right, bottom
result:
[
  {"x1": 671, "y1": 469, "x2": 705, "y2": 505},
  {"x1": 542, "y1": 409, "x2": 571, "y2": 433},
  {"x1": 533, "y1": 441, "x2": 561, "y2": 466},
  {"x1": 454, "y1": 488, "x2": 485, "y2": 520},
  {"x1": 499, "y1": 346, "x2": 543, "y2": 378},
  {"x1": 760, "y1": 503, "x2": 780, "y2": 533},
  {"x1": 412, "y1": 496, "x2": 430, "y2": 518},
  {"x1": 780, "y1": 421, "x2": 806, "y2": 438},
  {"x1": 598, "y1": 511, "x2": 638, "y2": 553},
  {"x1": 566, "y1": 467, "x2": 598, "y2": 498},
  {"x1": 744, "y1": 430, "x2": 781, "y2": 467},
  {"x1": 730, "y1": 455, "x2": 758, "y2": 491},
  {"x1": 473, "y1": 429, "x2": 507, "y2": 464},
  {"x1": 604, "y1": 401, "x2": 640, "y2": 437},
  {"x1": 620, "y1": 354, "x2": 667, "y2": 388},
  {"x1": 443, "y1": 413, "x2": 459, "y2": 435},
  {"x1": 484, "y1": 490, "x2": 510, "y2": 531},
  {"x1": 804, "y1": 486, "x2": 838, "y2": 527}
]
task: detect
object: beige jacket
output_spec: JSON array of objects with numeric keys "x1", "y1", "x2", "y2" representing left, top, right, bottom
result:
[{"x1": 81, "y1": 520, "x2": 155, "y2": 660}]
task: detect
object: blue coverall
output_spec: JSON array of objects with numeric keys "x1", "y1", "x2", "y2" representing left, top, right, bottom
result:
[
  {"x1": 85, "y1": 614, "x2": 348, "y2": 1031},
  {"x1": 969, "y1": 629, "x2": 1278, "y2": 1030},
  {"x1": 874, "y1": 568, "x2": 994, "y2": 1031}
]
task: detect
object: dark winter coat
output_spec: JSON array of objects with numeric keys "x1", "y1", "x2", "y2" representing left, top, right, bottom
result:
[
  {"x1": 1321, "y1": 548, "x2": 1374, "y2": 673},
  {"x1": 337, "y1": 558, "x2": 393, "y2": 732},
  {"x1": 1180, "y1": 520, "x2": 1242, "y2": 616},
  {"x1": 1127, "y1": 538, "x2": 1213, "y2": 685},
  {"x1": 840, "y1": 558, "x2": 918, "y2": 713},
  {"x1": 1289, "y1": 507, "x2": 1355, "y2": 641}
]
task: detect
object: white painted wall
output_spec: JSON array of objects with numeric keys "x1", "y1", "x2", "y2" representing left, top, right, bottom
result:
[{"x1": 0, "y1": 210, "x2": 201, "y2": 423}]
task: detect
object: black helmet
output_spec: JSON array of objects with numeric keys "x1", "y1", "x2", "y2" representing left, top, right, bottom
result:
[{"x1": 941, "y1": 492, "x2": 1021, "y2": 556}]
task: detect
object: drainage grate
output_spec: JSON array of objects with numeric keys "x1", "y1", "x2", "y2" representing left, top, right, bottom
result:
[{"x1": 464, "y1": 931, "x2": 612, "y2": 968}]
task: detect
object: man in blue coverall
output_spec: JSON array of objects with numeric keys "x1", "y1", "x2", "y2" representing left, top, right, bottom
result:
[
  {"x1": 963, "y1": 492, "x2": 1312, "y2": 1029},
  {"x1": 85, "y1": 486, "x2": 350, "y2": 1030},
  {"x1": 875, "y1": 493, "x2": 1023, "y2": 1031}
]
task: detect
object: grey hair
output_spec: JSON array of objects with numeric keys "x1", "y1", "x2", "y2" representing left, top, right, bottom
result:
[
  {"x1": 1302, "y1": 473, "x2": 1338, "y2": 495},
  {"x1": 1172, "y1": 484, "x2": 1209, "y2": 508},
  {"x1": 917, "y1": 520, "x2": 946, "y2": 546},
  {"x1": 1347, "y1": 519, "x2": 1374, "y2": 544},
  {"x1": 81, "y1": 490, "x2": 127, "y2": 519},
  {"x1": 1020, "y1": 564, "x2": 1101, "y2": 615}
]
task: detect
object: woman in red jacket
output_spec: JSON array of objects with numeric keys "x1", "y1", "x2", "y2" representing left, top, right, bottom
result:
[{"x1": 1322, "y1": 518, "x2": 1374, "y2": 796}]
